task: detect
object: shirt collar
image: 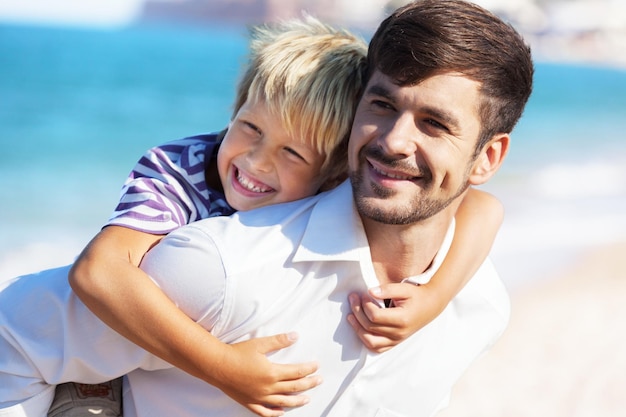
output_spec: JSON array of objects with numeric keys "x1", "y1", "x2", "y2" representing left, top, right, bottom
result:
[
  {"x1": 293, "y1": 180, "x2": 367, "y2": 263},
  {"x1": 292, "y1": 179, "x2": 456, "y2": 287}
]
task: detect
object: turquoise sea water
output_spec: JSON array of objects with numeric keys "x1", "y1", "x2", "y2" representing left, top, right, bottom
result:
[{"x1": 1, "y1": 23, "x2": 626, "y2": 287}]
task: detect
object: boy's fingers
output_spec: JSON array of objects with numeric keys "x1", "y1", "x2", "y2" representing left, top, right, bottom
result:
[
  {"x1": 255, "y1": 332, "x2": 299, "y2": 354},
  {"x1": 368, "y1": 283, "x2": 417, "y2": 301},
  {"x1": 347, "y1": 314, "x2": 397, "y2": 353},
  {"x1": 251, "y1": 391, "x2": 312, "y2": 414},
  {"x1": 255, "y1": 334, "x2": 321, "y2": 379},
  {"x1": 249, "y1": 404, "x2": 286, "y2": 417},
  {"x1": 275, "y1": 370, "x2": 323, "y2": 392},
  {"x1": 349, "y1": 294, "x2": 406, "y2": 332},
  {"x1": 348, "y1": 293, "x2": 370, "y2": 328},
  {"x1": 273, "y1": 361, "x2": 322, "y2": 384},
  {"x1": 349, "y1": 295, "x2": 384, "y2": 331}
]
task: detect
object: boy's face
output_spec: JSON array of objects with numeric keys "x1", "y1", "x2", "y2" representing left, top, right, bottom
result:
[
  {"x1": 348, "y1": 70, "x2": 485, "y2": 224},
  {"x1": 218, "y1": 99, "x2": 328, "y2": 211}
]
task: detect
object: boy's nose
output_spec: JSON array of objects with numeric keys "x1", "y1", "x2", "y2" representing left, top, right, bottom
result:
[{"x1": 246, "y1": 144, "x2": 273, "y2": 173}]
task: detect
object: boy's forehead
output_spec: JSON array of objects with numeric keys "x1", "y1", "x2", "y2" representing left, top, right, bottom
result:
[{"x1": 237, "y1": 98, "x2": 322, "y2": 150}]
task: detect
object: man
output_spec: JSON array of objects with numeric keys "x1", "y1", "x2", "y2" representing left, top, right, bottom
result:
[{"x1": 0, "y1": 1, "x2": 533, "y2": 416}]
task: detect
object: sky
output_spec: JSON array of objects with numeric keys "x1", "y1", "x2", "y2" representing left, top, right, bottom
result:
[
  {"x1": 0, "y1": 0, "x2": 145, "y2": 27},
  {"x1": 3, "y1": 0, "x2": 622, "y2": 32},
  {"x1": 0, "y1": 0, "x2": 544, "y2": 29}
]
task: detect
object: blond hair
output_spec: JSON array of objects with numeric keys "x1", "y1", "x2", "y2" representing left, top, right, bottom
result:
[{"x1": 233, "y1": 16, "x2": 368, "y2": 186}]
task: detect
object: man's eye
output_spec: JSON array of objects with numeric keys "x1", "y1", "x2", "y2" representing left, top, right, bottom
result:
[
  {"x1": 372, "y1": 99, "x2": 393, "y2": 110},
  {"x1": 425, "y1": 119, "x2": 448, "y2": 132}
]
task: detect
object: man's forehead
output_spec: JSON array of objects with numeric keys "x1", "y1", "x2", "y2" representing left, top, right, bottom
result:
[
  {"x1": 366, "y1": 69, "x2": 479, "y2": 89},
  {"x1": 365, "y1": 71, "x2": 480, "y2": 107},
  {"x1": 364, "y1": 70, "x2": 398, "y2": 92}
]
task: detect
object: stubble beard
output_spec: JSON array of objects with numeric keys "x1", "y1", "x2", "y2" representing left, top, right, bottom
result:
[{"x1": 349, "y1": 151, "x2": 471, "y2": 225}]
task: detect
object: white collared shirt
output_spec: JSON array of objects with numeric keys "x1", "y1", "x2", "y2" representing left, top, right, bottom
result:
[{"x1": 0, "y1": 181, "x2": 509, "y2": 417}]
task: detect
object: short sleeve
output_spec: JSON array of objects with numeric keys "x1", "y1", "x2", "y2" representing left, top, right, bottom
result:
[
  {"x1": 139, "y1": 223, "x2": 227, "y2": 330},
  {"x1": 106, "y1": 135, "x2": 233, "y2": 234}
]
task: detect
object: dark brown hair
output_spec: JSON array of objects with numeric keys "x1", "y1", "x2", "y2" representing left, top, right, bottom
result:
[{"x1": 368, "y1": 0, "x2": 534, "y2": 151}]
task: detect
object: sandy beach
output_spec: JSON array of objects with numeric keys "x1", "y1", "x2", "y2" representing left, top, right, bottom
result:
[{"x1": 437, "y1": 241, "x2": 626, "y2": 417}]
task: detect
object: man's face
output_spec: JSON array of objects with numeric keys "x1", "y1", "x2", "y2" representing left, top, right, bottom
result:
[{"x1": 348, "y1": 70, "x2": 483, "y2": 224}]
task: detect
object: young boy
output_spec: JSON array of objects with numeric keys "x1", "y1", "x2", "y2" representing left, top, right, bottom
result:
[{"x1": 1, "y1": 16, "x2": 502, "y2": 417}]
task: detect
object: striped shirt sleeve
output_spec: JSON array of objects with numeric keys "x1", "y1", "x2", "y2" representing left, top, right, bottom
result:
[{"x1": 106, "y1": 134, "x2": 234, "y2": 235}]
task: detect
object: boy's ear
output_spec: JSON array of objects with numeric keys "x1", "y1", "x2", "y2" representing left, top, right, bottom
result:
[{"x1": 468, "y1": 133, "x2": 510, "y2": 186}]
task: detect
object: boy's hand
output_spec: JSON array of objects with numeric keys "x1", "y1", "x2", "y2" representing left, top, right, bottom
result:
[
  {"x1": 347, "y1": 283, "x2": 446, "y2": 353},
  {"x1": 216, "y1": 332, "x2": 322, "y2": 417}
]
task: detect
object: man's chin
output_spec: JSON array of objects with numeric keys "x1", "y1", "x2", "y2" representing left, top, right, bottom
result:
[{"x1": 353, "y1": 196, "x2": 413, "y2": 225}]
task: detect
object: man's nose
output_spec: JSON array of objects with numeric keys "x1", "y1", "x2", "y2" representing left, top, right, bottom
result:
[{"x1": 378, "y1": 114, "x2": 419, "y2": 158}]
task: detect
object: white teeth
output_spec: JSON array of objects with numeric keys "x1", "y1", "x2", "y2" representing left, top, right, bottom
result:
[
  {"x1": 237, "y1": 171, "x2": 271, "y2": 193},
  {"x1": 371, "y1": 164, "x2": 413, "y2": 180}
]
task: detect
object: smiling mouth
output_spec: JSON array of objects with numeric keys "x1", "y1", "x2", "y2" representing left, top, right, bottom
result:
[
  {"x1": 368, "y1": 159, "x2": 420, "y2": 181},
  {"x1": 235, "y1": 169, "x2": 274, "y2": 193}
]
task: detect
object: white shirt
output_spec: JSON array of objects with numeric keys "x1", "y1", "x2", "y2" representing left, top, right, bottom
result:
[{"x1": 0, "y1": 181, "x2": 510, "y2": 417}]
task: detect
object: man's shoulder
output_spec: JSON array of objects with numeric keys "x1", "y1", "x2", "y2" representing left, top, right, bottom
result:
[
  {"x1": 190, "y1": 193, "x2": 322, "y2": 241},
  {"x1": 456, "y1": 258, "x2": 510, "y2": 328},
  {"x1": 194, "y1": 180, "x2": 353, "y2": 234},
  {"x1": 177, "y1": 181, "x2": 356, "y2": 260}
]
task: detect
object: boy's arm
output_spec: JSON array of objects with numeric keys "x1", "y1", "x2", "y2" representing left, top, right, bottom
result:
[
  {"x1": 347, "y1": 188, "x2": 504, "y2": 352},
  {"x1": 69, "y1": 226, "x2": 321, "y2": 417}
]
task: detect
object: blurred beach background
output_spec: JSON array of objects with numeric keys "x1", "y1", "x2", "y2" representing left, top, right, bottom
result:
[{"x1": 1, "y1": 0, "x2": 625, "y2": 415}]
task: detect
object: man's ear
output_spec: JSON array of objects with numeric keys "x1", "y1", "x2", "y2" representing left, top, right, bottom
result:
[{"x1": 469, "y1": 133, "x2": 510, "y2": 185}]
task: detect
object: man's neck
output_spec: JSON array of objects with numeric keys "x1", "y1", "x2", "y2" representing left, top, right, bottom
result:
[{"x1": 363, "y1": 208, "x2": 456, "y2": 285}]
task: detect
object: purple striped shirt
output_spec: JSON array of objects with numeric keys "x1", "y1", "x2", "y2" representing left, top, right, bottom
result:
[{"x1": 107, "y1": 133, "x2": 235, "y2": 234}]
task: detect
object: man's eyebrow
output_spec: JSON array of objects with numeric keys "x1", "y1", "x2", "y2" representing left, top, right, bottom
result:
[
  {"x1": 364, "y1": 84, "x2": 393, "y2": 100},
  {"x1": 421, "y1": 105, "x2": 461, "y2": 131}
]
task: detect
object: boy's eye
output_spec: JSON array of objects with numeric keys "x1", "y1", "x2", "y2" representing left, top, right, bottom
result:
[
  {"x1": 284, "y1": 146, "x2": 307, "y2": 163},
  {"x1": 242, "y1": 121, "x2": 262, "y2": 135}
]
